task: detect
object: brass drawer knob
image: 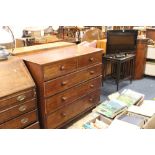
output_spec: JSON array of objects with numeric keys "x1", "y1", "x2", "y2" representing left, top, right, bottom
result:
[
  {"x1": 21, "y1": 118, "x2": 29, "y2": 124},
  {"x1": 61, "y1": 112, "x2": 66, "y2": 117},
  {"x1": 19, "y1": 105, "x2": 27, "y2": 112},
  {"x1": 61, "y1": 81, "x2": 68, "y2": 86},
  {"x1": 17, "y1": 95, "x2": 26, "y2": 102},
  {"x1": 61, "y1": 96, "x2": 67, "y2": 101},
  {"x1": 89, "y1": 57, "x2": 94, "y2": 62},
  {"x1": 90, "y1": 84, "x2": 94, "y2": 88},
  {"x1": 90, "y1": 71, "x2": 95, "y2": 75},
  {"x1": 60, "y1": 65, "x2": 65, "y2": 70}
]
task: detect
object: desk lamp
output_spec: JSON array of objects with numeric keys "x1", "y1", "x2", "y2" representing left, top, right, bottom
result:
[{"x1": 0, "y1": 26, "x2": 15, "y2": 61}]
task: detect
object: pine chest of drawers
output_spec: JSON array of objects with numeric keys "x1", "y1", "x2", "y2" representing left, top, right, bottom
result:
[
  {"x1": 0, "y1": 57, "x2": 39, "y2": 129},
  {"x1": 23, "y1": 45, "x2": 102, "y2": 128}
]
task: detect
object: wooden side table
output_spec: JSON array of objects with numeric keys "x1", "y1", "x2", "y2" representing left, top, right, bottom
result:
[{"x1": 103, "y1": 54, "x2": 135, "y2": 91}]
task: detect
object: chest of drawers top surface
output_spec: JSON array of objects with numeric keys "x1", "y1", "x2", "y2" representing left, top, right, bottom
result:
[
  {"x1": 22, "y1": 45, "x2": 103, "y2": 65},
  {"x1": 0, "y1": 57, "x2": 35, "y2": 98}
]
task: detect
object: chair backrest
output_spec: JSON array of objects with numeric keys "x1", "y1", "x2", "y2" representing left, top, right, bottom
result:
[{"x1": 82, "y1": 28, "x2": 103, "y2": 42}]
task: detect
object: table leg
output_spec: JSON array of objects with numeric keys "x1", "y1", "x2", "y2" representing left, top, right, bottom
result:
[{"x1": 116, "y1": 62, "x2": 121, "y2": 91}]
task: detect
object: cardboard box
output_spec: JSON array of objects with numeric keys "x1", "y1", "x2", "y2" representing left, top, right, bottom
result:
[
  {"x1": 83, "y1": 114, "x2": 112, "y2": 129},
  {"x1": 115, "y1": 110, "x2": 155, "y2": 129}
]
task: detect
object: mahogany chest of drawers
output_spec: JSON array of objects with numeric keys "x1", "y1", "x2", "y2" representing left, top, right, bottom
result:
[
  {"x1": 23, "y1": 45, "x2": 102, "y2": 128},
  {"x1": 0, "y1": 57, "x2": 39, "y2": 129}
]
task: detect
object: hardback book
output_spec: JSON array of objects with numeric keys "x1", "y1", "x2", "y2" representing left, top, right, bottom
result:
[
  {"x1": 116, "y1": 89, "x2": 144, "y2": 107},
  {"x1": 93, "y1": 99, "x2": 127, "y2": 118}
]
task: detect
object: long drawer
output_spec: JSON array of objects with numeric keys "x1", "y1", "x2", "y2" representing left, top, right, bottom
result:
[
  {"x1": 0, "y1": 110, "x2": 38, "y2": 129},
  {"x1": 43, "y1": 58, "x2": 77, "y2": 81},
  {"x1": 0, "y1": 89, "x2": 36, "y2": 109},
  {"x1": 0, "y1": 98, "x2": 37, "y2": 124},
  {"x1": 45, "y1": 90, "x2": 100, "y2": 128},
  {"x1": 45, "y1": 76, "x2": 101, "y2": 114},
  {"x1": 44, "y1": 63, "x2": 102, "y2": 97}
]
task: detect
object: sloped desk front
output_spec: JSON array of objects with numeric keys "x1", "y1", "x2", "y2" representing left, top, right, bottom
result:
[{"x1": 0, "y1": 57, "x2": 39, "y2": 129}]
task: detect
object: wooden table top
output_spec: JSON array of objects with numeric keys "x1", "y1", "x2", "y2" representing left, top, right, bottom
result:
[
  {"x1": 12, "y1": 42, "x2": 75, "y2": 56},
  {"x1": 22, "y1": 45, "x2": 103, "y2": 65}
]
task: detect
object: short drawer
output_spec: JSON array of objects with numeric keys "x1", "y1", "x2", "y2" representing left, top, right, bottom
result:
[
  {"x1": 44, "y1": 63, "x2": 102, "y2": 97},
  {"x1": 78, "y1": 52, "x2": 102, "y2": 68},
  {"x1": 43, "y1": 58, "x2": 77, "y2": 81},
  {"x1": 25, "y1": 122, "x2": 40, "y2": 129},
  {"x1": 0, "y1": 110, "x2": 38, "y2": 129},
  {"x1": 46, "y1": 90, "x2": 100, "y2": 128},
  {"x1": 45, "y1": 76, "x2": 102, "y2": 114},
  {"x1": 0, "y1": 98, "x2": 37, "y2": 124},
  {"x1": 0, "y1": 89, "x2": 36, "y2": 109}
]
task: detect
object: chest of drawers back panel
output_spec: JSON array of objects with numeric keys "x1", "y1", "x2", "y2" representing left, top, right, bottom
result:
[
  {"x1": 23, "y1": 45, "x2": 103, "y2": 128},
  {"x1": 0, "y1": 57, "x2": 40, "y2": 129}
]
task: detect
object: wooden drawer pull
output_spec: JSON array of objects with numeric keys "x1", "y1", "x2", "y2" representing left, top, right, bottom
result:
[
  {"x1": 90, "y1": 71, "x2": 95, "y2": 75},
  {"x1": 60, "y1": 65, "x2": 65, "y2": 70},
  {"x1": 61, "y1": 81, "x2": 68, "y2": 86},
  {"x1": 61, "y1": 96, "x2": 67, "y2": 101},
  {"x1": 61, "y1": 112, "x2": 66, "y2": 117},
  {"x1": 89, "y1": 57, "x2": 94, "y2": 62},
  {"x1": 89, "y1": 98, "x2": 93, "y2": 102},
  {"x1": 19, "y1": 105, "x2": 27, "y2": 112},
  {"x1": 17, "y1": 95, "x2": 26, "y2": 102},
  {"x1": 21, "y1": 118, "x2": 29, "y2": 124},
  {"x1": 90, "y1": 84, "x2": 94, "y2": 88}
]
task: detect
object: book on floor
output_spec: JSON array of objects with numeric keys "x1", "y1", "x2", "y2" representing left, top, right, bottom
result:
[
  {"x1": 116, "y1": 89, "x2": 144, "y2": 107},
  {"x1": 93, "y1": 99, "x2": 127, "y2": 118}
]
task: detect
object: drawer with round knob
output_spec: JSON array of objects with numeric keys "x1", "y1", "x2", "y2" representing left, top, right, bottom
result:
[
  {"x1": 0, "y1": 109, "x2": 38, "y2": 129},
  {"x1": 46, "y1": 90, "x2": 100, "y2": 128},
  {"x1": 43, "y1": 58, "x2": 77, "y2": 81},
  {"x1": 78, "y1": 52, "x2": 102, "y2": 68},
  {"x1": 0, "y1": 98, "x2": 37, "y2": 124},
  {"x1": 44, "y1": 64, "x2": 102, "y2": 97},
  {"x1": 45, "y1": 76, "x2": 101, "y2": 114}
]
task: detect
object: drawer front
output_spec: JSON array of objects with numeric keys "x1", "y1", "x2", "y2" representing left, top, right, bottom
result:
[
  {"x1": 44, "y1": 63, "x2": 102, "y2": 97},
  {"x1": 0, "y1": 89, "x2": 36, "y2": 109},
  {"x1": 45, "y1": 76, "x2": 102, "y2": 114},
  {"x1": 0, "y1": 98, "x2": 37, "y2": 124},
  {"x1": 46, "y1": 90, "x2": 100, "y2": 128},
  {"x1": 0, "y1": 110, "x2": 38, "y2": 129},
  {"x1": 78, "y1": 52, "x2": 102, "y2": 68},
  {"x1": 43, "y1": 58, "x2": 77, "y2": 81},
  {"x1": 25, "y1": 122, "x2": 40, "y2": 129}
]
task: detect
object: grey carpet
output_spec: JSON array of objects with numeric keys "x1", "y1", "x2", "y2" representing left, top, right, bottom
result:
[{"x1": 100, "y1": 76, "x2": 155, "y2": 101}]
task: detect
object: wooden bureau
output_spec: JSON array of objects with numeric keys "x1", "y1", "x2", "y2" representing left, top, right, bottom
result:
[
  {"x1": 0, "y1": 57, "x2": 39, "y2": 129},
  {"x1": 23, "y1": 45, "x2": 102, "y2": 128}
]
